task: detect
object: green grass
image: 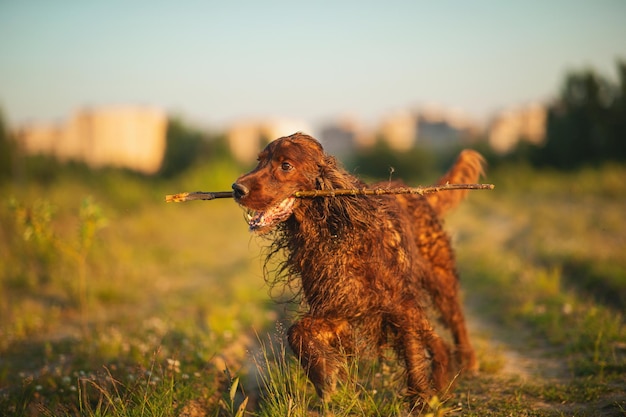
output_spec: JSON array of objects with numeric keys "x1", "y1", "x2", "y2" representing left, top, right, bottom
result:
[
  {"x1": 445, "y1": 163, "x2": 626, "y2": 415},
  {"x1": 0, "y1": 161, "x2": 266, "y2": 415},
  {"x1": 1, "y1": 160, "x2": 625, "y2": 416}
]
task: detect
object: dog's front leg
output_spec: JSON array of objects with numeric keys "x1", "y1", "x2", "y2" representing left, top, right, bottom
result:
[{"x1": 287, "y1": 315, "x2": 353, "y2": 401}]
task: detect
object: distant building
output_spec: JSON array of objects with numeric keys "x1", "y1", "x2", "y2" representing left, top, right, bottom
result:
[
  {"x1": 318, "y1": 116, "x2": 373, "y2": 156},
  {"x1": 16, "y1": 106, "x2": 167, "y2": 174},
  {"x1": 226, "y1": 118, "x2": 312, "y2": 163},
  {"x1": 318, "y1": 124, "x2": 356, "y2": 156},
  {"x1": 373, "y1": 107, "x2": 481, "y2": 151},
  {"x1": 414, "y1": 106, "x2": 482, "y2": 149},
  {"x1": 488, "y1": 103, "x2": 547, "y2": 154},
  {"x1": 378, "y1": 110, "x2": 417, "y2": 151}
]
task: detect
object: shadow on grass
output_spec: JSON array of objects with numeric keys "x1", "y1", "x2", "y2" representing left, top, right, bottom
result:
[
  {"x1": 0, "y1": 327, "x2": 233, "y2": 416},
  {"x1": 561, "y1": 259, "x2": 626, "y2": 311}
]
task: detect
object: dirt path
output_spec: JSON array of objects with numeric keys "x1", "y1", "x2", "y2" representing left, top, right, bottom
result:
[
  {"x1": 466, "y1": 308, "x2": 567, "y2": 381},
  {"x1": 458, "y1": 307, "x2": 626, "y2": 417}
]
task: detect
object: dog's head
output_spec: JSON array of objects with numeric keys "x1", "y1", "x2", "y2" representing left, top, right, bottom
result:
[{"x1": 232, "y1": 132, "x2": 331, "y2": 233}]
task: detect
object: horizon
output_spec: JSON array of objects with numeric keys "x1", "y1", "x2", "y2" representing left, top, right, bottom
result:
[{"x1": 1, "y1": 1, "x2": 625, "y2": 130}]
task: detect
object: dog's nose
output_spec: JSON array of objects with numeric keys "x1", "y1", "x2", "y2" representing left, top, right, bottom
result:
[{"x1": 232, "y1": 183, "x2": 249, "y2": 199}]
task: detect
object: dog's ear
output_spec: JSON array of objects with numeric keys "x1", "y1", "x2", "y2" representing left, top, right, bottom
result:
[
  {"x1": 315, "y1": 156, "x2": 333, "y2": 190},
  {"x1": 316, "y1": 155, "x2": 353, "y2": 190}
]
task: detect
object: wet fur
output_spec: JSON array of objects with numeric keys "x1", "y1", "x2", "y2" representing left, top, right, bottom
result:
[{"x1": 233, "y1": 133, "x2": 483, "y2": 403}]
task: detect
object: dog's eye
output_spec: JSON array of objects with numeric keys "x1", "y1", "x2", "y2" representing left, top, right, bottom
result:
[{"x1": 281, "y1": 161, "x2": 293, "y2": 171}]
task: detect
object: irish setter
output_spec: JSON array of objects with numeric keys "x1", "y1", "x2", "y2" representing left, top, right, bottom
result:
[{"x1": 232, "y1": 132, "x2": 483, "y2": 404}]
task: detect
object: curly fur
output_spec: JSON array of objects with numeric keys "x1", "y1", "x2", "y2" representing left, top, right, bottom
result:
[{"x1": 232, "y1": 132, "x2": 483, "y2": 403}]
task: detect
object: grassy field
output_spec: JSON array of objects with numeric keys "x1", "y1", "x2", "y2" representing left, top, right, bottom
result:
[{"x1": 0, "y1": 158, "x2": 625, "y2": 416}]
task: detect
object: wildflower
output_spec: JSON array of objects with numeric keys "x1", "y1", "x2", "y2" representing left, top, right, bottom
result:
[
  {"x1": 166, "y1": 358, "x2": 181, "y2": 373},
  {"x1": 562, "y1": 303, "x2": 573, "y2": 315}
]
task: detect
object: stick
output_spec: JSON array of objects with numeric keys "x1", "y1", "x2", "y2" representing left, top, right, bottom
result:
[
  {"x1": 294, "y1": 183, "x2": 494, "y2": 198},
  {"x1": 165, "y1": 183, "x2": 494, "y2": 202},
  {"x1": 165, "y1": 191, "x2": 234, "y2": 202}
]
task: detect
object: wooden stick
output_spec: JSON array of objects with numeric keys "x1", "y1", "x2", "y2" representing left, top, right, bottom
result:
[
  {"x1": 294, "y1": 183, "x2": 494, "y2": 198},
  {"x1": 165, "y1": 191, "x2": 234, "y2": 202},
  {"x1": 165, "y1": 183, "x2": 494, "y2": 203}
]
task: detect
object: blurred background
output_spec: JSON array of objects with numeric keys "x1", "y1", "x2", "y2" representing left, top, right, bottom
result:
[
  {"x1": 1, "y1": 2, "x2": 625, "y2": 416},
  {"x1": 1, "y1": 1, "x2": 625, "y2": 176}
]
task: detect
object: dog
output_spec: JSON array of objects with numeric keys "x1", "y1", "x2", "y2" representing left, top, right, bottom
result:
[{"x1": 232, "y1": 132, "x2": 483, "y2": 403}]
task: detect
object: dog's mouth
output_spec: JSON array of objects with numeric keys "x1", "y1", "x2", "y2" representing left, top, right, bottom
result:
[{"x1": 245, "y1": 197, "x2": 296, "y2": 232}]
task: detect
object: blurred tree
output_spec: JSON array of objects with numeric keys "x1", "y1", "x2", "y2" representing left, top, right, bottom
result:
[
  {"x1": 608, "y1": 61, "x2": 626, "y2": 160},
  {"x1": 158, "y1": 118, "x2": 205, "y2": 178},
  {"x1": 346, "y1": 139, "x2": 437, "y2": 183},
  {"x1": 0, "y1": 109, "x2": 15, "y2": 182},
  {"x1": 158, "y1": 117, "x2": 237, "y2": 178},
  {"x1": 536, "y1": 61, "x2": 626, "y2": 168}
]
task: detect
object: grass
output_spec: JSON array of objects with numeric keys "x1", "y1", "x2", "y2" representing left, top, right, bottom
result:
[
  {"x1": 252, "y1": 329, "x2": 456, "y2": 417},
  {"x1": 1, "y1": 159, "x2": 625, "y2": 416},
  {"x1": 0, "y1": 161, "x2": 266, "y2": 415},
  {"x1": 445, "y1": 163, "x2": 626, "y2": 415}
]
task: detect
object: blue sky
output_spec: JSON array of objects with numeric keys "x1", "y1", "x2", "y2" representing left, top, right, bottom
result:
[{"x1": 1, "y1": 1, "x2": 625, "y2": 129}]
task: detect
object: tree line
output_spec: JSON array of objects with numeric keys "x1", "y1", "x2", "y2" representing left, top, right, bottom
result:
[
  {"x1": 513, "y1": 61, "x2": 626, "y2": 169},
  {"x1": 1, "y1": 61, "x2": 625, "y2": 184}
]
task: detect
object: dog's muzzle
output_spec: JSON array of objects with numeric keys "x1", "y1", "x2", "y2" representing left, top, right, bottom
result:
[{"x1": 232, "y1": 183, "x2": 249, "y2": 200}]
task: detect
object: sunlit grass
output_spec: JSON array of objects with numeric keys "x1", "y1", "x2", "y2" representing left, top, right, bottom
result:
[
  {"x1": 0, "y1": 161, "x2": 271, "y2": 415},
  {"x1": 1, "y1": 161, "x2": 625, "y2": 415},
  {"x1": 447, "y1": 163, "x2": 626, "y2": 413},
  {"x1": 252, "y1": 329, "x2": 456, "y2": 417}
]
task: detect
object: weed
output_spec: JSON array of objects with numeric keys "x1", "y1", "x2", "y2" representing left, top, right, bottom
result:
[
  {"x1": 251, "y1": 328, "x2": 460, "y2": 416},
  {"x1": 1, "y1": 162, "x2": 625, "y2": 416},
  {"x1": 4, "y1": 196, "x2": 106, "y2": 323},
  {"x1": 220, "y1": 370, "x2": 249, "y2": 417},
  {"x1": 253, "y1": 331, "x2": 314, "y2": 417}
]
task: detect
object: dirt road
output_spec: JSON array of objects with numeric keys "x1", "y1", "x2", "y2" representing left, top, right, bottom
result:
[{"x1": 455, "y1": 307, "x2": 626, "y2": 416}]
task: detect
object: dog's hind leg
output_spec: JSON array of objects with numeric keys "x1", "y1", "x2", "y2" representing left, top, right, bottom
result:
[
  {"x1": 287, "y1": 315, "x2": 353, "y2": 401},
  {"x1": 430, "y1": 266, "x2": 478, "y2": 374},
  {"x1": 395, "y1": 309, "x2": 451, "y2": 404}
]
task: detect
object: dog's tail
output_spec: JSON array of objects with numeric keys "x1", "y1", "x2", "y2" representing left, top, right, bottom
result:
[{"x1": 426, "y1": 149, "x2": 486, "y2": 216}]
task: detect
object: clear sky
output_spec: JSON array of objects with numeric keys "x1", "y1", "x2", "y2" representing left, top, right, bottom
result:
[{"x1": 1, "y1": 1, "x2": 625, "y2": 129}]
